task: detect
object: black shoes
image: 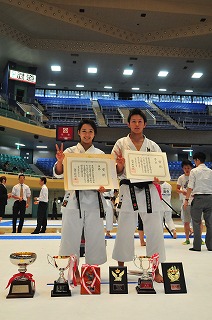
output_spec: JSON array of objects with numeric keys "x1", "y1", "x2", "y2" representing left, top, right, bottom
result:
[
  {"x1": 189, "y1": 248, "x2": 201, "y2": 252},
  {"x1": 31, "y1": 231, "x2": 39, "y2": 234}
]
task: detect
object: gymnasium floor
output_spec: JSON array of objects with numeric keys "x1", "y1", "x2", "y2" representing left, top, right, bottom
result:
[{"x1": 0, "y1": 219, "x2": 211, "y2": 320}]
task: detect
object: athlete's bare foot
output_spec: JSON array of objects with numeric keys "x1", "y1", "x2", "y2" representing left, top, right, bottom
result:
[
  {"x1": 154, "y1": 267, "x2": 163, "y2": 283},
  {"x1": 173, "y1": 230, "x2": 177, "y2": 239},
  {"x1": 154, "y1": 273, "x2": 163, "y2": 283}
]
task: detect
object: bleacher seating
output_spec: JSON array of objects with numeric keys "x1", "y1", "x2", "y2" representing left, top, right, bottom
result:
[
  {"x1": 168, "y1": 161, "x2": 212, "y2": 180},
  {"x1": 36, "y1": 158, "x2": 57, "y2": 176},
  {"x1": 0, "y1": 154, "x2": 36, "y2": 175},
  {"x1": 98, "y1": 99, "x2": 151, "y2": 109},
  {"x1": 37, "y1": 97, "x2": 97, "y2": 128},
  {"x1": 154, "y1": 102, "x2": 207, "y2": 114}
]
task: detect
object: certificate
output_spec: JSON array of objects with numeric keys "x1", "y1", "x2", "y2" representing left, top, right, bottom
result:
[
  {"x1": 124, "y1": 151, "x2": 170, "y2": 181},
  {"x1": 63, "y1": 153, "x2": 119, "y2": 190}
]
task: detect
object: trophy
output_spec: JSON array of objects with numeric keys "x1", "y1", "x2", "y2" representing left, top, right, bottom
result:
[
  {"x1": 133, "y1": 253, "x2": 159, "y2": 294},
  {"x1": 6, "y1": 252, "x2": 37, "y2": 299},
  {"x1": 47, "y1": 254, "x2": 77, "y2": 297}
]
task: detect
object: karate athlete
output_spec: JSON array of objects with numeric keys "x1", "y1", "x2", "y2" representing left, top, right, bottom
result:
[
  {"x1": 160, "y1": 181, "x2": 177, "y2": 239},
  {"x1": 54, "y1": 119, "x2": 107, "y2": 281},
  {"x1": 103, "y1": 190, "x2": 114, "y2": 238},
  {"x1": 112, "y1": 108, "x2": 166, "y2": 283}
]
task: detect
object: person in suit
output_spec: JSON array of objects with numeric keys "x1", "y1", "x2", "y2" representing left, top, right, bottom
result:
[
  {"x1": 0, "y1": 176, "x2": 11, "y2": 221},
  {"x1": 11, "y1": 174, "x2": 31, "y2": 233}
]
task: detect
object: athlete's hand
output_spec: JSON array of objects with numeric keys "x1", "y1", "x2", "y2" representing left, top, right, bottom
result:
[
  {"x1": 98, "y1": 186, "x2": 106, "y2": 193},
  {"x1": 114, "y1": 148, "x2": 125, "y2": 173},
  {"x1": 56, "y1": 143, "x2": 65, "y2": 163}
]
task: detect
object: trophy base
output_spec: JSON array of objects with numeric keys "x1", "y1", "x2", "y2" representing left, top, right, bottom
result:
[
  {"x1": 51, "y1": 281, "x2": 71, "y2": 297},
  {"x1": 136, "y1": 279, "x2": 156, "y2": 294},
  {"x1": 7, "y1": 280, "x2": 35, "y2": 299}
]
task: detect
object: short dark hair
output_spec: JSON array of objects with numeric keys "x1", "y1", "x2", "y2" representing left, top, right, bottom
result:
[
  {"x1": 0, "y1": 176, "x2": 6, "y2": 183},
  {"x1": 181, "y1": 159, "x2": 193, "y2": 168},
  {"x1": 40, "y1": 176, "x2": 47, "y2": 184},
  {"x1": 18, "y1": 174, "x2": 25, "y2": 179},
  {"x1": 77, "y1": 119, "x2": 97, "y2": 135},
  {"x1": 193, "y1": 152, "x2": 206, "y2": 163},
  {"x1": 127, "y1": 108, "x2": 147, "y2": 123}
]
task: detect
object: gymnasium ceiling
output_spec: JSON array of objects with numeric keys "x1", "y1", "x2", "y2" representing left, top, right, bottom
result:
[
  {"x1": 0, "y1": 0, "x2": 212, "y2": 96},
  {"x1": 0, "y1": 0, "x2": 212, "y2": 156}
]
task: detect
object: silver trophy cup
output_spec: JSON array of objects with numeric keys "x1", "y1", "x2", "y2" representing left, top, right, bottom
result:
[
  {"x1": 7, "y1": 252, "x2": 37, "y2": 299},
  {"x1": 47, "y1": 255, "x2": 72, "y2": 297}
]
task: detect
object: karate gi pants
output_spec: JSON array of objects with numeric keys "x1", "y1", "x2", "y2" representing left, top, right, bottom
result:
[
  {"x1": 112, "y1": 184, "x2": 166, "y2": 263},
  {"x1": 59, "y1": 207, "x2": 107, "y2": 265}
]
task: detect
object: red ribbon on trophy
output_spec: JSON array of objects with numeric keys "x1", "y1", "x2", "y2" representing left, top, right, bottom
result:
[
  {"x1": 150, "y1": 253, "x2": 159, "y2": 280},
  {"x1": 6, "y1": 272, "x2": 35, "y2": 289},
  {"x1": 81, "y1": 264, "x2": 100, "y2": 295},
  {"x1": 67, "y1": 254, "x2": 78, "y2": 287}
]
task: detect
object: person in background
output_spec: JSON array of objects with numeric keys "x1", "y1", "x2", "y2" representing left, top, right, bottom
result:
[
  {"x1": 103, "y1": 190, "x2": 114, "y2": 238},
  {"x1": 11, "y1": 174, "x2": 31, "y2": 233},
  {"x1": 160, "y1": 181, "x2": 177, "y2": 239},
  {"x1": 31, "y1": 177, "x2": 49, "y2": 234},
  {"x1": 51, "y1": 198, "x2": 58, "y2": 220},
  {"x1": 177, "y1": 160, "x2": 204, "y2": 245},
  {"x1": 0, "y1": 176, "x2": 11, "y2": 222},
  {"x1": 137, "y1": 215, "x2": 146, "y2": 246},
  {"x1": 184, "y1": 152, "x2": 212, "y2": 252}
]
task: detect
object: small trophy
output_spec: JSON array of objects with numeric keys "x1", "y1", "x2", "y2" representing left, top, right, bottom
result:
[
  {"x1": 133, "y1": 253, "x2": 159, "y2": 294},
  {"x1": 47, "y1": 255, "x2": 77, "y2": 297},
  {"x1": 6, "y1": 252, "x2": 37, "y2": 299}
]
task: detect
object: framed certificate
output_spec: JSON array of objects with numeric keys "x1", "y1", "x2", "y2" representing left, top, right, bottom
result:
[
  {"x1": 63, "y1": 153, "x2": 119, "y2": 190},
  {"x1": 124, "y1": 151, "x2": 170, "y2": 181}
]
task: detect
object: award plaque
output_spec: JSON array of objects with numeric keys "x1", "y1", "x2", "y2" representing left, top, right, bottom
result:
[
  {"x1": 47, "y1": 255, "x2": 77, "y2": 297},
  {"x1": 109, "y1": 266, "x2": 128, "y2": 294},
  {"x1": 6, "y1": 252, "x2": 37, "y2": 299},
  {"x1": 133, "y1": 254, "x2": 159, "y2": 294},
  {"x1": 161, "y1": 262, "x2": 187, "y2": 294},
  {"x1": 81, "y1": 264, "x2": 101, "y2": 295}
]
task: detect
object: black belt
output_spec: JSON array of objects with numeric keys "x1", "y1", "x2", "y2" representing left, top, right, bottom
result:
[
  {"x1": 75, "y1": 190, "x2": 105, "y2": 219},
  {"x1": 120, "y1": 179, "x2": 153, "y2": 213},
  {"x1": 104, "y1": 196, "x2": 111, "y2": 200}
]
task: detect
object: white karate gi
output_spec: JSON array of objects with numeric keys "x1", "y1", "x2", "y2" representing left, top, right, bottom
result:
[
  {"x1": 112, "y1": 135, "x2": 166, "y2": 263},
  {"x1": 161, "y1": 182, "x2": 176, "y2": 231},
  {"x1": 53, "y1": 143, "x2": 107, "y2": 265}
]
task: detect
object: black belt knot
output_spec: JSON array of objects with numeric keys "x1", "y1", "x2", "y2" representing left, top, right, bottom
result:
[{"x1": 120, "y1": 179, "x2": 153, "y2": 213}]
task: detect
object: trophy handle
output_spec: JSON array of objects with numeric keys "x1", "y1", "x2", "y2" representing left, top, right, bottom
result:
[{"x1": 47, "y1": 254, "x2": 56, "y2": 268}]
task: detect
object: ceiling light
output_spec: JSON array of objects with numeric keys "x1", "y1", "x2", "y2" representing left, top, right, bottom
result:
[
  {"x1": 132, "y1": 87, "x2": 140, "y2": 90},
  {"x1": 76, "y1": 84, "x2": 84, "y2": 88},
  {"x1": 123, "y1": 69, "x2": 133, "y2": 75},
  {"x1": 36, "y1": 146, "x2": 48, "y2": 149},
  {"x1": 182, "y1": 149, "x2": 193, "y2": 152},
  {"x1": 185, "y1": 89, "x2": 193, "y2": 93},
  {"x1": 191, "y1": 72, "x2": 203, "y2": 78},
  {"x1": 158, "y1": 71, "x2": 169, "y2": 77},
  {"x1": 159, "y1": 88, "x2": 167, "y2": 92},
  {"x1": 51, "y1": 65, "x2": 61, "y2": 71},
  {"x1": 104, "y1": 86, "x2": 112, "y2": 89},
  {"x1": 15, "y1": 143, "x2": 25, "y2": 147},
  {"x1": 88, "y1": 67, "x2": 97, "y2": 74},
  {"x1": 47, "y1": 83, "x2": 56, "y2": 86}
]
